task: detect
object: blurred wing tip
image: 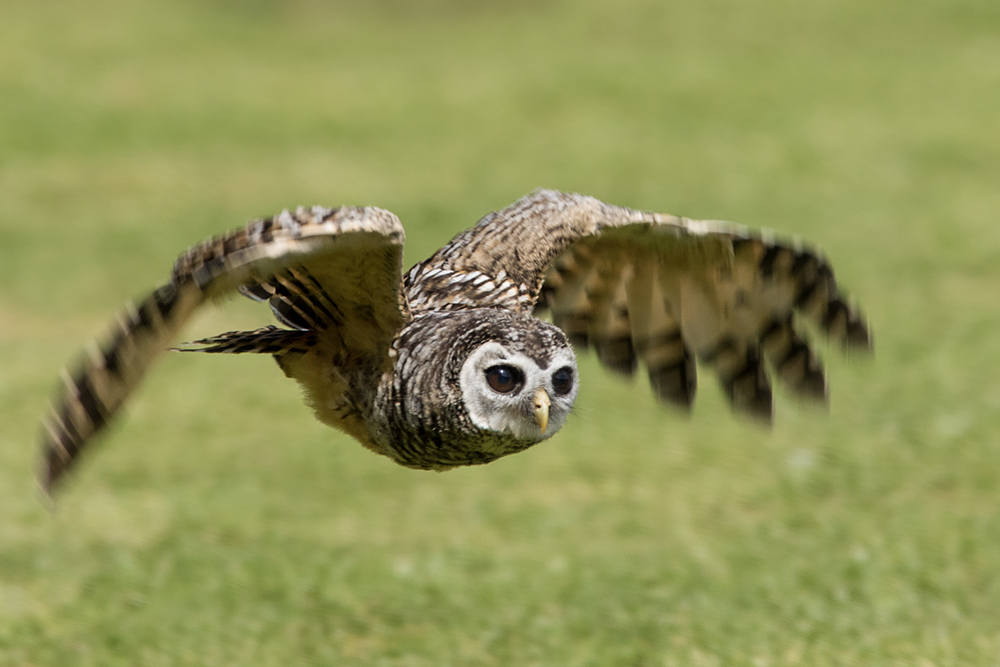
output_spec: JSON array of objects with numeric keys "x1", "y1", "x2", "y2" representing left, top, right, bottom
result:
[
  {"x1": 38, "y1": 434, "x2": 68, "y2": 500},
  {"x1": 36, "y1": 475, "x2": 56, "y2": 509},
  {"x1": 848, "y1": 321, "x2": 874, "y2": 352},
  {"x1": 835, "y1": 312, "x2": 873, "y2": 353},
  {"x1": 735, "y1": 394, "x2": 775, "y2": 426}
]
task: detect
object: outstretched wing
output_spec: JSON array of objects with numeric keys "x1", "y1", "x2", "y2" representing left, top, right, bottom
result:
[
  {"x1": 40, "y1": 205, "x2": 408, "y2": 494},
  {"x1": 406, "y1": 189, "x2": 869, "y2": 419}
]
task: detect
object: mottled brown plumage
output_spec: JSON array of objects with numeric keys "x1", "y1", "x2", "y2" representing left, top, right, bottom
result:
[{"x1": 39, "y1": 190, "x2": 870, "y2": 494}]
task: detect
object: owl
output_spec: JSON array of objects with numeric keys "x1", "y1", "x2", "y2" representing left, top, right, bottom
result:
[{"x1": 40, "y1": 190, "x2": 870, "y2": 493}]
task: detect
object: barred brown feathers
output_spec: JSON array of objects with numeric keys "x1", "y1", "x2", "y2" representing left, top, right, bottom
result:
[
  {"x1": 42, "y1": 283, "x2": 201, "y2": 492},
  {"x1": 40, "y1": 205, "x2": 408, "y2": 493},
  {"x1": 40, "y1": 190, "x2": 870, "y2": 494}
]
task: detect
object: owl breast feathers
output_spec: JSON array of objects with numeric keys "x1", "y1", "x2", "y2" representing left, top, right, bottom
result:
[{"x1": 40, "y1": 190, "x2": 871, "y2": 494}]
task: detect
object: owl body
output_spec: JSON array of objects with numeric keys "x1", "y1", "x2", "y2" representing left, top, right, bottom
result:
[{"x1": 39, "y1": 190, "x2": 870, "y2": 493}]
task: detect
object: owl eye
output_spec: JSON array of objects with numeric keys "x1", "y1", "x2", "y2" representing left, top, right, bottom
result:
[
  {"x1": 485, "y1": 365, "x2": 523, "y2": 394},
  {"x1": 551, "y1": 367, "x2": 574, "y2": 395}
]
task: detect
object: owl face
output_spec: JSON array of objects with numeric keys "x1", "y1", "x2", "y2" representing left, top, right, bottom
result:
[{"x1": 459, "y1": 325, "x2": 578, "y2": 443}]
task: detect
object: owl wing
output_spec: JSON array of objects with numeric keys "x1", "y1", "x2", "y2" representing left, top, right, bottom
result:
[
  {"x1": 408, "y1": 189, "x2": 869, "y2": 419},
  {"x1": 40, "y1": 205, "x2": 408, "y2": 494}
]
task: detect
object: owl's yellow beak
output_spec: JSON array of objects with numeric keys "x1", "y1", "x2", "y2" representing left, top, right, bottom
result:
[{"x1": 533, "y1": 388, "x2": 551, "y2": 433}]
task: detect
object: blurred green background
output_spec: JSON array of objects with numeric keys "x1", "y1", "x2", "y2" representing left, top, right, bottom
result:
[{"x1": 2, "y1": 0, "x2": 999, "y2": 664}]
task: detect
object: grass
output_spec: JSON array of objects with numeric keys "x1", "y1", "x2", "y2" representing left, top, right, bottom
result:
[{"x1": 2, "y1": 0, "x2": 1000, "y2": 663}]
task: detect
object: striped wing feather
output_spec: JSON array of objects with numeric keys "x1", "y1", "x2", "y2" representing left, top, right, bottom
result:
[
  {"x1": 41, "y1": 206, "x2": 407, "y2": 494},
  {"x1": 421, "y1": 190, "x2": 870, "y2": 420}
]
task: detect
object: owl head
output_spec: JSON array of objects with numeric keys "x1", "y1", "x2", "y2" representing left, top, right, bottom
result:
[
  {"x1": 372, "y1": 309, "x2": 580, "y2": 469},
  {"x1": 453, "y1": 310, "x2": 578, "y2": 443}
]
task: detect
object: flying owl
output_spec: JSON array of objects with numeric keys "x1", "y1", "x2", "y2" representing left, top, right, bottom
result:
[{"x1": 40, "y1": 190, "x2": 870, "y2": 493}]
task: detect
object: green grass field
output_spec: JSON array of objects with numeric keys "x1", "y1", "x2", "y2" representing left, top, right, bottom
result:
[{"x1": 2, "y1": 0, "x2": 999, "y2": 664}]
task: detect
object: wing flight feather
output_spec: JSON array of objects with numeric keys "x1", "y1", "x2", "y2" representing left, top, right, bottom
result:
[{"x1": 41, "y1": 205, "x2": 407, "y2": 494}]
